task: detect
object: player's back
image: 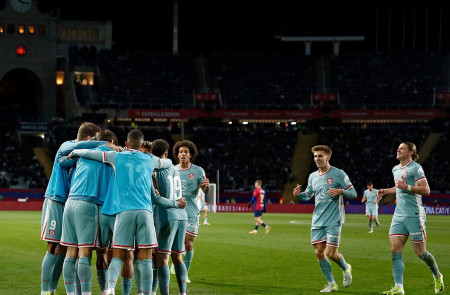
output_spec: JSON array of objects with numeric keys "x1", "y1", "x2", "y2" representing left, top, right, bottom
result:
[
  {"x1": 154, "y1": 165, "x2": 187, "y2": 222},
  {"x1": 113, "y1": 150, "x2": 154, "y2": 213}
]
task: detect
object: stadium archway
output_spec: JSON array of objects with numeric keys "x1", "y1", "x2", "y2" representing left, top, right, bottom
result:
[{"x1": 0, "y1": 68, "x2": 44, "y2": 120}]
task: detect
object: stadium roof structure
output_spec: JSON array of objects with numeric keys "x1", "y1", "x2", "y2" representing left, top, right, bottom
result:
[{"x1": 279, "y1": 35, "x2": 365, "y2": 56}]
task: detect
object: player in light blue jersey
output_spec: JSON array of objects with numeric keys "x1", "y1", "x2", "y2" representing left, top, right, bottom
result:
[
  {"x1": 70, "y1": 130, "x2": 187, "y2": 295},
  {"x1": 40, "y1": 122, "x2": 104, "y2": 295},
  {"x1": 377, "y1": 142, "x2": 444, "y2": 295},
  {"x1": 361, "y1": 181, "x2": 379, "y2": 233},
  {"x1": 173, "y1": 140, "x2": 210, "y2": 284},
  {"x1": 197, "y1": 189, "x2": 210, "y2": 225},
  {"x1": 152, "y1": 139, "x2": 188, "y2": 295},
  {"x1": 59, "y1": 129, "x2": 120, "y2": 295},
  {"x1": 293, "y1": 145, "x2": 357, "y2": 293}
]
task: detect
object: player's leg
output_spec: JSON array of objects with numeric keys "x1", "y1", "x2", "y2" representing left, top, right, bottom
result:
[
  {"x1": 60, "y1": 200, "x2": 80, "y2": 295},
  {"x1": 151, "y1": 252, "x2": 158, "y2": 295},
  {"x1": 78, "y1": 247, "x2": 94, "y2": 295},
  {"x1": 137, "y1": 248, "x2": 154, "y2": 295},
  {"x1": 409, "y1": 216, "x2": 444, "y2": 294},
  {"x1": 107, "y1": 211, "x2": 136, "y2": 294},
  {"x1": 106, "y1": 249, "x2": 127, "y2": 294},
  {"x1": 325, "y1": 225, "x2": 352, "y2": 288},
  {"x1": 75, "y1": 201, "x2": 99, "y2": 294},
  {"x1": 135, "y1": 210, "x2": 158, "y2": 294},
  {"x1": 156, "y1": 252, "x2": 171, "y2": 295},
  {"x1": 173, "y1": 220, "x2": 188, "y2": 294},
  {"x1": 382, "y1": 219, "x2": 408, "y2": 295},
  {"x1": 97, "y1": 212, "x2": 114, "y2": 294},
  {"x1": 41, "y1": 199, "x2": 64, "y2": 295},
  {"x1": 203, "y1": 206, "x2": 210, "y2": 225},
  {"x1": 49, "y1": 246, "x2": 65, "y2": 294},
  {"x1": 133, "y1": 249, "x2": 143, "y2": 295},
  {"x1": 63, "y1": 246, "x2": 79, "y2": 295},
  {"x1": 258, "y1": 213, "x2": 270, "y2": 234},
  {"x1": 312, "y1": 228, "x2": 338, "y2": 292},
  {"x1": 184, "y1": 214, "x2": 198, "y2": 281},
  {"x1": 121, "y1": 250, "x2": 134, "y2": 295},
  {"x1": 95, "y1": 247, "x2": 109, "y2": 295},
  {"x1": 368, "y1": 213, "x2": 373, "y2": 232},
  {"x1": 249, "y1": 214, "x2": 261, "y2": 234},
  {"x1": 374, "y1": 210, "x2": 380, "y2": 227},
  {"x1": 184, "y1": 234, "x2": 195, "y2": 278},
  {"x1": 156, "y1": 219, "x2": 177, "y2": 295}
]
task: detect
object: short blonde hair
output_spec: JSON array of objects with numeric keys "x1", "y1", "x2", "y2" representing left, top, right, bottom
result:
[
  {"x1": 311, "y1": 145, "x2": 332, "y2": 156},
  {"x1": 255, "y1": 180, "x2": 262, "y2": 186}
]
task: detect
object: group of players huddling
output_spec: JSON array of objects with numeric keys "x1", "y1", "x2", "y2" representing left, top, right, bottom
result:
[{"x1": 40, "y1": 122, "x2": 209, "y2": 295}]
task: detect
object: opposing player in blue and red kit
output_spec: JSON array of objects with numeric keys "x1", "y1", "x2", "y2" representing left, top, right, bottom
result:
[
  {"x1": 293, "y1": 145, "x2": 357, "y2": 293},
  {"x1": 248, "y1": 180, "x2": 270, "y2": 234}
]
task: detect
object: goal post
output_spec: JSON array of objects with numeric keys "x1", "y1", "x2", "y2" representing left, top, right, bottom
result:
[{"x1": 205, "y1": 183, "x2": 217, "y2": 213}]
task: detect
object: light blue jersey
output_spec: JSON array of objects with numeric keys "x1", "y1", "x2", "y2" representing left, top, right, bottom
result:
[
  {"x1": 154, "y1": 165, "x2": 188, "y2": 222},
  {"x1": 67, "y1": 145, "x2": 114, "y2": 205},
  {"x1": 298, "y1": 166, "x2": 357, "y2": 227},
  {"x1": 44, "y1": 140, "x2": 106, "y2": 203},
  {"x1": 175, "y1": 163, "x2": 206, "y2": 218},
  {"x1": 70, "y1": 148, "x2": 176, "y2": 215},
  {"x1": 392, "y1": 160, "x2": 427, "y2": 217},
  {"x1": 363, "y1": 188, "x2": 378, "y2": 208}
]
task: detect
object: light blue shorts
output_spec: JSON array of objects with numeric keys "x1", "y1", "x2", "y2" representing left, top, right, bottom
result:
[
  {"x1": 112, "y1": 210, "x2": 157, "y2": 250},
  {"x1": 156, "y1": 219, "x2": 187, "y2": 254},
  {"x1": 40, "y1": 198, "x2": 64, "y2": 243},
  {"x1": 389, "y1": 214, "x2": 427, "y2": 243},
  {"x1": 186, "y1": 215, "x2": 199, "y2": 237},
  {"x1": 365, "y1": 205, "x2": 378, "y2": 216},
  {"x1": 60, "y1": 199, "x2": 99, "y2": 248},
  {"x1": 99, "y1": 211, "x2": 115, "y2": 247},
  {"x1": 311, "y1": 225, "x2": 342, "y2": 247}
]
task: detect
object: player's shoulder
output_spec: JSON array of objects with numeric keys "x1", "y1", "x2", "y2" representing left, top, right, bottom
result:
[{"x1": 330, "y1": 166, "x2": 346, "y2": 176}]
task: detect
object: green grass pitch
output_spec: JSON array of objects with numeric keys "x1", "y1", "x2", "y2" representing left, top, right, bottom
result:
[{"x1": 0, "y1": 211, "x2": 449, "y2": 294}]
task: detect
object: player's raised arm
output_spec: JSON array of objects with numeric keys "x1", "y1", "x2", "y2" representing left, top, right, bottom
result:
[{"x1": 70, "y1": 149, "x2": 117, "y2": 165}]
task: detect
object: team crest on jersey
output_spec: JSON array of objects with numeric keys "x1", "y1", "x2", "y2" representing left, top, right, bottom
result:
[
  {"x1": 49, "y1": 230, "x2": 55, "y2": 237},
  {"x1": 327, "y1": 178, "x2": 333, "y2": 185},
  {"x1": 189, "y1": 173, "x2": 195, "y2": 179},
  {"x1": 402, "y1": 171, "x2": 408, "y2": 179}
]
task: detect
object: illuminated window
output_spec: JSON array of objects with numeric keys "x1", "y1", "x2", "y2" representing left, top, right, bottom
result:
[
  {"x1": 60, "y1": 27, "x2": 67, "y2": 38},
  {"x1": 81, "y1": 28, "x2": 88, "y2": 39},
  {"x1": 91, "y1": 28, "x2": 99, "y2": 39},
  {"x1": 56, "y1": 71, "x2": 64, "y2": 85},
  {"x1": 70, "y1": 28, "x2": 78, "y2": 38},
  {"x1": 18, "y1": 24, "x2": 25, "y2": 34},
  {"x1": 28, "y1": 25, "x2": 35, "y2": 35},
  {"x1": 16, "y1": 45, "x2": 27, "y2": 56},
  {"x1": 0, "y1": 24, "x2": 4, "y2": 34},
  {"x1": 38, "y1": 25, "x2": 46, "y2": 36}
]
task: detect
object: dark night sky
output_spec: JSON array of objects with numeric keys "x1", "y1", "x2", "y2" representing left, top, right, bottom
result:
[{"x1": 33, "y1": 1, "x2": 450, "y2": 53}]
